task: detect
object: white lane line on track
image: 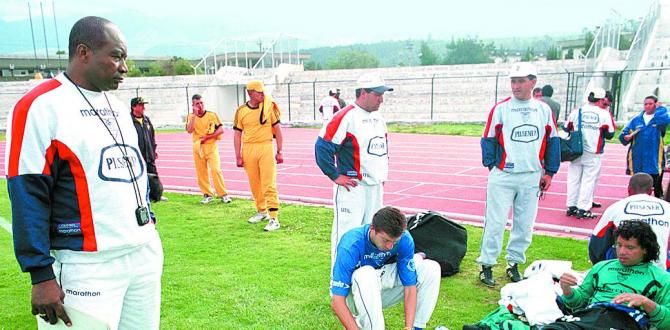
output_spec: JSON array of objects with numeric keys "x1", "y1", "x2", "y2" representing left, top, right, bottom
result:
[
  {"x1": 393, "y1": 183, "x2": 424, "y2": 194},
  {"x1": 159, "y1": 171, "x2": 629, "y2": 199}
]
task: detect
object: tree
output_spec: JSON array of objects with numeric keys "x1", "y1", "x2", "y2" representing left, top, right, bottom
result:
[
  {"x1": 546, "y1": 45, "x2": 561, "y2": 60},
  {"x1": 326, "y1": 49, "x2": 379, "y2": 69},
  {"x1": 443, "y1": 37, "x2": 494, "y2": 65},
  {"x1": 303, "y1": 61, "x2": 322, "y2": 70},
  {"x1": 565, "y1": 48, "x2": 574, "y2": 60},
  {"x1": 493, "y1": 45, "x2": 510, "y2": 63},
  {"x1": 419, "y1": 41, "x2": 439, "y2": 66},
  {"x1": 521, "y1": 47, "x2": 535, "y2": 62},
  {"x1": 172, "y1": 58, "x2": 193, "y2": 75},
  {"x1": 147, "y1": 61, "x2": 166, "y2": 76},
  {"x1": 126, "y1": 59, "x2": 143, "y2": 77},
  {"x1": 619, "y1": 34, "x2": 633, "y2": 50}
]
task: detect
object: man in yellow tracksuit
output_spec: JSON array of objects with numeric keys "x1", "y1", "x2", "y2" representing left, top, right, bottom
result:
[
  {"x1": 233, "y1": 80, "x2": 284, "y2": 231},
  {"x1": 186, "y1": 94, "x2": 232, "y2": 204}
]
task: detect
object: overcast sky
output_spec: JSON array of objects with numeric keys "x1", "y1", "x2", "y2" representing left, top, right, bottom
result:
[{"x1": 0, "y1": 0, "x2": 654, "y2": 56}]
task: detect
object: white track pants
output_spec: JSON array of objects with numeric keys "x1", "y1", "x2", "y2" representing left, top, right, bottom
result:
[
  {"x1": 477, "y1": 168, "x2": 542, "y2": 266},
  {"x1": 566, "y1": 152, "x2": 601, "y2": 211},
  {"x1": 346, "y1": 255, "x2": 441, "y2": 330},
  {"x1": 53, "y1": 232, "x2": 163, "y2": 330},
  {"x1": 331, "y1": 183, "x2": 383, "y2": 265}
]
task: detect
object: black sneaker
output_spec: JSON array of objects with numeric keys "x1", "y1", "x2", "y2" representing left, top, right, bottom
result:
[
  {"x1": 592, "y1": 201, "x2": 602, "y2": 208},
  {"x1": 506, "y1": 263, "x2": 522, "y2": 282},
  {"x1": 479, "y1": 266, "x2": 495, "y2": 287},
  {"x1": 566, "y1": 206, "x2": 578, "y2": 216},
  {"x1": 576, "y1": 209, "x2": 597, "y2": 219}
]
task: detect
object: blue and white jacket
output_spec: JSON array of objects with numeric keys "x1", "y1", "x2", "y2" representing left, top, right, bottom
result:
[
  {"x1": 315, "y1": 104, "x2": 388, "y2": 185},
  {"x1": 619, "y1": 106, "x2": 670, "y2": 175}
]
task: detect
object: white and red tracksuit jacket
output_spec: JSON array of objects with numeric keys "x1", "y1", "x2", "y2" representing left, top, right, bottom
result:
[{"x1": 5, "y1": 73, "x2": 155, "y2": 284}]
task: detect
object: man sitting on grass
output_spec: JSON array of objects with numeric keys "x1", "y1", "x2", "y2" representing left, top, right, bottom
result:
[
  {"x1": 330, "y1": 206, "x2": 441, "y2": 330},
  {"x1": 589, "y1": 173, "x2": 670, "y2": 271},
  {"x1": 545, "y1": 220, "x2": 670, "y2": 329}
]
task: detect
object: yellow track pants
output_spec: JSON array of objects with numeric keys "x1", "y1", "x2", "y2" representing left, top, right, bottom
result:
[{"x1": 242, "y1": 142, "x2": 279, "y2": 218}]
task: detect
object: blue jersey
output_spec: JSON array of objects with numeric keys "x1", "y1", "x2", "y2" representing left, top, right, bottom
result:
[{"x1": 330, "y1": 224, "x2": 416, "y2": 296}]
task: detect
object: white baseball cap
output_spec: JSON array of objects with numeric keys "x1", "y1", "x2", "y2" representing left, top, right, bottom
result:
[
  {"x1": 355, "y1": 73, "x2": 394, "y2": 93},
  {"x1": 329, "y1": 88, "x2": 339, "y2": 94},
  {"x1": 508, "y1": 62, "x2": 537, "y2": 78},
  {"x1": 589, "y1": 87, "x2": 606, "y2": 99}
]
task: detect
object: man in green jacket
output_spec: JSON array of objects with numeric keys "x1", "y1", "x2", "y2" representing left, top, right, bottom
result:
[{"x1": 546, "y1": 220, "x2": 670, "y2": 329}]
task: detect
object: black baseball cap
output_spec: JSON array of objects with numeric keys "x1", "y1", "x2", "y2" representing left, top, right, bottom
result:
[{"x1": 131, "y1": 97, "x2": 149, "y2": 107}]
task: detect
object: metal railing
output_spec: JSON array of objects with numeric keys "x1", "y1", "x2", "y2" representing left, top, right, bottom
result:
[
  {"x1": 584, "y1": 23, "x2": 621, "y2": 72},
  {"x1": 192, "y1": 34, "x2": 303, "y2": 86},
  {"x1": 620, "y1": 0, "x2": 661, "y2": 112},
  {"x1": 3, "y1": 68, "x2": 669, "y2": 128}
]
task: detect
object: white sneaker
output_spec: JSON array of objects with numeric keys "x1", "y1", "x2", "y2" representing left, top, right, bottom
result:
[
  {"x1": 248, "y1": 212, "x2": 269, "y2": 223},
  {"x1": 200, "y1": 195, "x2": 213, "y2": 204},
  {"x1": 264, "y1": 218, "x2": 280, "y2": 231},
  {"x1": 160, "y1": 196, "x2": 169, "y2": 202},
  {"x1": 220, "y1": 195, "x2": 232, "y2": 203}
]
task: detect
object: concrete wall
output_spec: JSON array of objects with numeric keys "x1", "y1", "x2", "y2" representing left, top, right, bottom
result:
[
  {"x1": 272, "y1": 59, "x2": 585, "y2": 123},
  {"x1": 0, "y1": 75, "x2": 215, "y2": 130},
  {"x1": 0, "y1": 60, "x2": 585, "y2": 130}
]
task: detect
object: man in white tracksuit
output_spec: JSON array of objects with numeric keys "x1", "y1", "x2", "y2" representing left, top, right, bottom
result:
[
  {"x1": 5, "y1": 17, "x2": 163, "y2": 329},
  {"x1": 478, "y1": 62, "x2": 561, "y2": 287},
  {"x1": 315, "y1": 72, "x2": 392, "y2": 266},
  {"x1": 330, "y1": 207, "x2": 441, "y2": 330},
  {"x1": 319, "y1": 88, "x2": 342, "y2": 125},
  {"x1": 564, "y1": 87, "x2": 616, "y2": 219}
]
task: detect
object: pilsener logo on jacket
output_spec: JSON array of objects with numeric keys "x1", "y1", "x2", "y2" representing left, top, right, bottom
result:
[
  {"x1": 510, "y1": 124, "x2": 539, "y2": 143},
  {"x1": 99, "y1": 144, "x2": 145, "y2": 182},
  {"x1": 367, "y1": 136, "x2": 388, "y2": 156}
]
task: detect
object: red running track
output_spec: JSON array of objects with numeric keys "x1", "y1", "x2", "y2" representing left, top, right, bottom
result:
[{"x1": 0, "y1": 128, "x2": 647, "y2": 238}]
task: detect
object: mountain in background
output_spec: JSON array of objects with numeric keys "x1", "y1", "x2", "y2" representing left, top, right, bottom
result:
[
  {"x1": 304, "y1": 34, "x2": 583, "y2": 68},
  {"x1": 0, "y1": 14, "x2": 224, "y2": 58},
  {"x1": 0, "y1": 14, "x2": 589, "y2": 67}
]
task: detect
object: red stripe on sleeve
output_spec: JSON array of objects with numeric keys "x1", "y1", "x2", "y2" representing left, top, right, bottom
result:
[
  {"x1": 52, "y1": 140, "x2": 97, "y2": 251},
  {"x1": 495, "y1": 124, "x2": 507, "y2": 169},
  {"x1": 324, "y1": 105, "x2": 355, "y2": 141},
  {"x1": 346, "y1": 132, "x2": 362, "y2": 180},
  {"x1": 8, "y1": 79, "x2": 62, "y2": 177},
  {"x1": 483, "y1": 97, "x2": 510, "y2": 138},
  {"x1": 539, "y1": 125, "x2": 550, "y2": 162},
  {"x1": 595, "y1": 221, "x2": 615, "y2": 238},
  {"x1": 42, "y1": 143, "x2": 57, "y2": 176}
]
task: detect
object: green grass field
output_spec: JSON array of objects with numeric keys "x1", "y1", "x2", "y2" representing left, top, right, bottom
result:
[
  {"x1": 0, "y1": 179, "x2": 592, "y2": 329},
  {"x1": 387, "y1": 121, "x2": 670, "y2": 146}
]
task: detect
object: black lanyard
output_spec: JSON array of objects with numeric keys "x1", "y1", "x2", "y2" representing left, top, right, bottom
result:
[{"x1": 63, "y1": 73, "x2": 144, "y2": 209}]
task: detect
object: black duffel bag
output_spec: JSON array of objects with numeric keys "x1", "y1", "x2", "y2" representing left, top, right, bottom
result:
[
  {"x1": 560, "y1": 108, "x2": 583, "y2": 162},
  {"x1": 407, "y1": 211, "x2": 467, "y2": 277}
]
